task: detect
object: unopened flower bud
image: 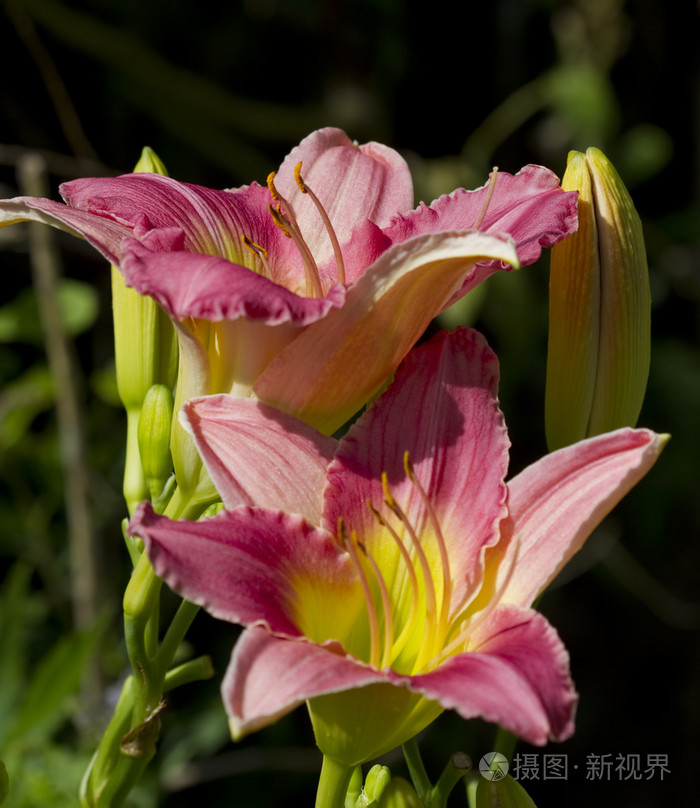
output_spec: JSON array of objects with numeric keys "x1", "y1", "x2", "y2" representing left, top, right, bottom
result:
[
  {"x1": 546, "y1": 147, "x2": 650, "y2": 450},
  {"x1": 378, "y1": 776, "x2": 424, "y2": 808},
  {"x1": 113, "y1": 148, "x2": 177, "y2": 513},
  {"x1": 134, "y1": 146, "x2": 169, "y2": 177},
  {"x1": 357, "y1": 765, "x2": 391, "y2": 806},
  {"x1": 138, "y1": 384, "x2": 174, "y2": 500}
]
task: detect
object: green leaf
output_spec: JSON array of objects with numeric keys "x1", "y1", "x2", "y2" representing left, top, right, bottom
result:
[
  {"x1": 0, "y1": 759, "x2": 9, "y2": 804},
  {"x1": 0, "y1": 280, "x2": 99, "y2": 345},
  {"x1": 5, "y1": 624, "x2": 101, "y2": 745}
]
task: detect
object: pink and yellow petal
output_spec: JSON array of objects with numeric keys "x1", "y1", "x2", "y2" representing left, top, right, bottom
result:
[
  {"x1": 130, "y1": 503, "x2": 358, "y2": 638},
  {"x1": 225, "y1": 628, "x2": 387, "y2": 742},
  {"x1": 254, "y1": 230, "x2": 519, "y2": 435},
  {"x1": 324, "y1": 328, "x2": 510, "y2": 616},
  {"x1": 181, "y1": 395, "x2": 337, "y2": 522},
  {"x1": 497, "y1": 427, "x2": 668, "y2": 609},
  {"x1": 411, "y1": 605, "x2": 576, "y2": 745}
]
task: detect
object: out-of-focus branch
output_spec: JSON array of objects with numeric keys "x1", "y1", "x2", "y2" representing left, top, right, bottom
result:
[
  {"x1": 6, "y1": 0, "x2": 99, "y2": 161},
  {"x1": 16, "y1": 151, "x2": 102, "y2": 718}
]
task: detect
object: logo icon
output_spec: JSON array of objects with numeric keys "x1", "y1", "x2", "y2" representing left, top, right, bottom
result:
[{"x1": 479, "y1": 752, "x2": 509, "y2": 781}]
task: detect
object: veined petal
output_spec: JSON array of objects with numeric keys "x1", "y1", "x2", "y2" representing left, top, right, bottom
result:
[
  {"x1": 498, "y1": 428, "x2": 668, "y2": 608},
  {"x1": 119, "y1": 239, "x2": 345, "y2": 326},
  {"x1": 0, "y1": 196, "x2": 130, "y2": 264},
  {"x1": 384, "y1": 164, "x2": 579, "y2": 268},
  {"x1": 61, "y1": 175, "x2": 292, "y2": 266},
  {"x1": 254, "y1": 230, "x2": 519, "y2": 435},
  {"x1": 130, "y1": 503, "x2": 357, "y2": 637},
  {"x1": 275, "y1": 127, "x2": 414, "y2": 267},
  {"x1": 181, "y1": 395, "x2": 337, "y2": 522},
  {"x1": 224, "y1": 628, "x2": 386, "y2": 740},
  {"x1": 409, "y1": 605, "x2": 576, "y2": 745},
  {"x1": 324, "y1": 328, "x2": 509, "y2": 615}
]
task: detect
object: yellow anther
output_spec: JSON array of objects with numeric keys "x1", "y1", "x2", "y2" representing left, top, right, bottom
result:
[
  {"x1": 266, "y1": 171, "x2": 281, "y2": 201},
  {"x1": 294, "y1": 161, "x2": 307, "y2": 193},
  {"x1": 381, "y1": 472, "x2": 396, "y2": 509},
  {"x1": 268, "y1": 204, "x2": 292, "y2": 238},
  {"x1": 240, "y1": 233, "x2": 268, "y2": 258}
]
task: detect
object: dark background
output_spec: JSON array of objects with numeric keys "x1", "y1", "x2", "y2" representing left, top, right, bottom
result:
[{"x1": 1, "y1": 0, "x2": 698, "y2": 805}]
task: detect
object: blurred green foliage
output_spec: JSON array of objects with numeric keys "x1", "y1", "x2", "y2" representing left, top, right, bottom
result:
[{"x1": 0, "y1": 0, "x2": 698, "y2": 806}]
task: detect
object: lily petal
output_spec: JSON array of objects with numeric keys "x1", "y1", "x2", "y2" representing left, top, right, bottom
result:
[
  {"x1": 498, "y1": 427, "x2": 668, "y2": 608},
  {"x1": 131, "y1": 503, "x2": 356, "y2": 637},
  {"x1": 274, "y1": 127, "x2": 414, "y2": 267},
  {"x1": 324, "y1": 327, "x2": 509, "y2": 613},
  {"x1": 410, "y1": 604, "x2": 576, "y2": 745},
  {"x1": 254, "y1": 230, "x2": 519, "y2": 434},
  {"x1": 0, "y1": 195, "x2": 129, "y2": 264},
  {"x1": 385, "y1": 164, "x2": 579, "y2": 267},
  {"x1": 224, "y1": 627, "x2": 386, "y2": 740},
  {"x1": 181, "y1": 395, "x2": 337, "y2": 521},
  {"x1": 119, "y1": 238, "x2": 345, "y2": 326}
]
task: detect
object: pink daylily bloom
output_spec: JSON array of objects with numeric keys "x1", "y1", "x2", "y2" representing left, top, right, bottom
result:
[
  {"x1": 0, "y1": 129, "x2": 577, "y2": 439},
  {"x1": 129, "y1": 328, "x2": 666, "y2": 765}
]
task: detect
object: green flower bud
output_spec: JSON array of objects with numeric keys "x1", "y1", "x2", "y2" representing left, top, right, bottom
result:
[
  {"x1": 113, "y1": 148, "x2": 177, "y2": 513},
  {"x1": 378, "y1": 777, "x2": 424, "y2": 808},
  {"x1": 137, "y1": 384, "x2": 174, "y2": 501},
  {"x1": 545, "y1": 147, "x2": 650, "y2": 450},
  {"x1": 356, "y1": 765, "x2": 391, "y2": 806},
  {"x1": 134, "y1": 146, "x2": 170, "y2": 177},
  {"x1": 475, "y1": 774, "x2": 537, "y2": 808}
]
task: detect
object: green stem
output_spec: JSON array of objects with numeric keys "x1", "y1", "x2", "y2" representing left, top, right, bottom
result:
[
  {"x1": 163, "y1": 655, "x2": 214, "y2": 692},
  {"x1": 402, "y1": 738, "x2": 432, "y2": 800},
  {"x1": 316, "y1": 756, "x2": 355, "y2": 808},
  {"x1": 155, "y1": 598, "x2": 200, "y2": 675},
  {"x1": 427, "y1": 753, "x2": 472, "y2": 808}
]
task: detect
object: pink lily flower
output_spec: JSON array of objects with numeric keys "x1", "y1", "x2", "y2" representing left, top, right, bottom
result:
[
  {"x1": 0, "y1": 130, "x2": 577, "y2": 445},
  {"x1": 129, "y1": 328, "x2": 666, "y2": 767}
]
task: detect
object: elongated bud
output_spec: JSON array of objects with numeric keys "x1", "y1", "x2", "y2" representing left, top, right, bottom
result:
[
  {"x1": 113, "y1": 148, "x2": 178, "y2": 513},
  {"x1": 475, "y1": 774, "x2": 537, "y2": 807},
  {"x1": 138, "y1": 384, "x2": 174, "y2": 500},
  {"x1": 357, "y1": 765, "x2": 391, "y2": 806},
  {"x1": 545, "y1": 147, "x2": 650, "y2": 450}
]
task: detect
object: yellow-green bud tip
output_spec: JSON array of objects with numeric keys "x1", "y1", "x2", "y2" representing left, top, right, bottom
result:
[{"x1": 134, "y1": 146, "x2": 169, "y2": 176}]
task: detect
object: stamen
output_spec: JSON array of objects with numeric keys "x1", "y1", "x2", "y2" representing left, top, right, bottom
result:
[
  {"x1": 294, "y1": 162, "x2": 346, "y2": 285},
  {"x1": 266, "y1": 171, "x2": 323, "y2": 297},
  {"x1": 420, "y1": 535, "x2": 521, "y2": 673},
  {"x1": 240, "y1": 234, "x2": 272, "y2": 278},
  {"x1": 382, "y1": 472, "x2": 439, "y2": 669},
  {"x1": 357, "y1": 539, "x2": 394, "y2": 670},
  {"x1": 366, "y1": 499, "x2": 420, "y2": 665},
  {"x1": 338, "y1": 518, "x2": 381, "y2": 669},
  {"x1": 473, "y1": 167, "x2": 499, "y2": 230},
  {"x1": 403, "y1": 452, "x2": 453, "y2": 632}
]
